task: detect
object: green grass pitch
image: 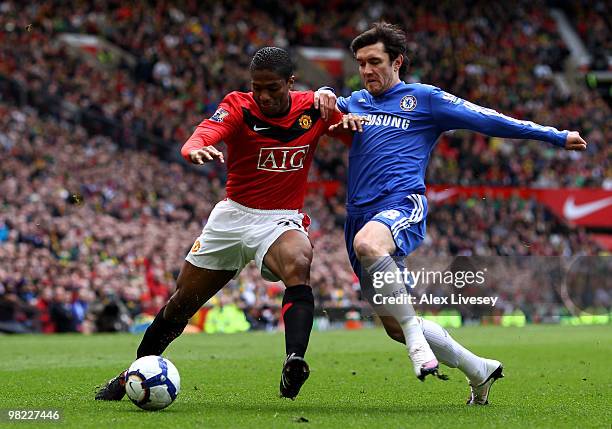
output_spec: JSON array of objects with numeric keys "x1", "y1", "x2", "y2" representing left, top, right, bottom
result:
[{"x1": 1, "y1": 325, "x2": 611, "y2": 428}]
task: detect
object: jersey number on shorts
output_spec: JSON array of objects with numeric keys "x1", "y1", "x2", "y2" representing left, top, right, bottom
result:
[{"x1": 277, "y1": 219, "x2": 302, "y2": 229}]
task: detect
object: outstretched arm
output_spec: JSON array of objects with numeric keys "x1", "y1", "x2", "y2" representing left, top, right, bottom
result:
[
  {"x1": 181, "y1": 124, "x2": 227, "y2": 164},
  {"x1": 430, "y1": 88, "x2": 587, "y2": 151},
  {"x1": 181, "y1": 98, "x2": 240, "y2": 164}
]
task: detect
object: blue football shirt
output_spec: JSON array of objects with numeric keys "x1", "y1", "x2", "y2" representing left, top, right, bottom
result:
[{"x1": 336, "y1": 82, "x2": 568, "y2": 214}]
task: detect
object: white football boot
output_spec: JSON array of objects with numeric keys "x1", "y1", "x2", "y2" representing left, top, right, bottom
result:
[
  {"x1": 466, "y1": 359, "x2": 504, "y2": 405},
  {"x1": 408, "y1": 339, "x2": 445, "y2": 381}
]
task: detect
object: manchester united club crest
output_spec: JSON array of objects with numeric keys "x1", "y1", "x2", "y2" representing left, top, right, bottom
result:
[
  {"x1": 400, "y1": 95, "x2": 417, "y2": 111},
  {"x1": 298, "y1": 114, "x2": 312, "y2": 129},
  {"x1": 191, "y1": 240, "x2": 201, "y2": 253}
]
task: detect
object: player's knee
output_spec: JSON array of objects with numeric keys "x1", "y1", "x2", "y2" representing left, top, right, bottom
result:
[
  {"x1": 353, "y1": 235, "x2": 386, "y2": 260},
  {"x1": 282, "y1": 249, "x2": 312, "y2": 280}
]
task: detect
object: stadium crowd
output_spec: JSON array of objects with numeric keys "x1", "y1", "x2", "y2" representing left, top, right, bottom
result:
[
  {"x1": 0, "y1": 1, "x2": 609, "y2": 333},
  {"x1": 557, "y1": 0, "x2": 610, "y2": 72},
  {"x1": 0, "y1": 105, "x2": 605, "y2": 333},
  {"x1": 0, "y1": 0, "x2": 609, "y2": 188}
]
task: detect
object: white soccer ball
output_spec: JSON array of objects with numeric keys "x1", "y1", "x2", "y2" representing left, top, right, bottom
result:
[{"x1": 125, "y1": 355, "x2": 181, "y2": 411}]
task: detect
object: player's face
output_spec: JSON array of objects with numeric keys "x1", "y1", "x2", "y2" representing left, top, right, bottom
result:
[
  {"x1": 355, "y1": 42, "x2": 402, "y2": 96},
  {"x1": 251, "y1": 70, "x2": 294, "y2": 117}
]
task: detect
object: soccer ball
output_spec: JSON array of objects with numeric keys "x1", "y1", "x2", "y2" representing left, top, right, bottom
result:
[{"x1": 125, "y1": 355, "x2": 180, "y2": 411}]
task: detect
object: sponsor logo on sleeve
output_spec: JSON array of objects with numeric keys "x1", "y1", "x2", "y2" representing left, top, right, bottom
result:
[
  {"x1": 191, "y1": 240, "x2": 201, "y2": 253},
  {"x1": 400, "y1": 95, "x2": 417, "y2": 111},
  {"x1": 210, "y1": 108, "x2": 229, "y2": 123}
]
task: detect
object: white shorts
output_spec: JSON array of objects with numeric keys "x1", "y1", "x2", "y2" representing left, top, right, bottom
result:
[{"x1": 185, "y1": 199, "x2": 311, "y2": 282}]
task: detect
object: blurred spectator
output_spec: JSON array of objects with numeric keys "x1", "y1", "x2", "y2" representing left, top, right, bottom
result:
[
  {"x1": 203, "y1": 295, "x2": 250, "y2": 334},
  {"x1": 0, "y1": 219, "x2": 9, "y2": 243},
  {"x1": 49, "y1": 287, "x2": 77, "y2": 333},
  {"x1": 72, "y1": 288, "x2": 95, "y2": 333},
  {"x1": 0, "y1": 289, "x2": 31, "y2": 333},
  {"x1": 90, "y1": 290, "x2": 132, "y2": 333}
]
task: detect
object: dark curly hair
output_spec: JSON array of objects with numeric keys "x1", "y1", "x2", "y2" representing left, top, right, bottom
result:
[
  {"x1": 249, "y1": 47, "x2": 294, "y2": 81},
  {"x1": 350, "y1": 22, "x2": 408, "y2": 77}
]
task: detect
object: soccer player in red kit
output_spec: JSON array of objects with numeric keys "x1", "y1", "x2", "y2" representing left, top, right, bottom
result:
[{"x1": 95, "y1": 47, "x2": 342, "y2": 401}]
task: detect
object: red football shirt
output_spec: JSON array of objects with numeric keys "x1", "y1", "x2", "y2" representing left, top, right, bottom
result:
[{"x1": 182, "y1": 91, "x2": 344, "y2": 210}]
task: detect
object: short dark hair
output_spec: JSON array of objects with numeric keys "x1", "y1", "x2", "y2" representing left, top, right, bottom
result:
[
  {"x1": 249, "y1": 47, "x2": 294, "y2": 80},
  {"x1": 350, "y1": 22, "x2": 408, "y2": 77}
]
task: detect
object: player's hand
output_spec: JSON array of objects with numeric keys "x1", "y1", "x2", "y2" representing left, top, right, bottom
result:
[
  {"x1": 189, "y1": 147, "x2": 224, "y2": 164},
  {"x1": 564, "y1": 131, "x2": 587, "y2": 151},
  {"x1": 328, "y1": 113, "x2": 367, "y2": 133},
  {"x1": 314, "y1": 89, "x2": 337, "y2": 121}
]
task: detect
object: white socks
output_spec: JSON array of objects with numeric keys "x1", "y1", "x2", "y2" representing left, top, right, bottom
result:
[
  {"x1": 364, "y1": 256, "x2": 489, "y2": 382},
  {"x1": 365, "y1": 257, "x2": 429, "y2": 349},
  {"x1": 420, "y1": 317, "x2": 488, "y2": 384}
]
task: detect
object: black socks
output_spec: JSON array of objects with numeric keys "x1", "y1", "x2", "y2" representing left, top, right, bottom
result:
[
  {"x1": 136, "y1": 306, "x2": 187, "y2": 358},
  {"x1": 137, "y1": 287, "x2": 314, "y2": 359},
  {"x1": 281, "y1": 285, "x2": 314, "y2": 358}
]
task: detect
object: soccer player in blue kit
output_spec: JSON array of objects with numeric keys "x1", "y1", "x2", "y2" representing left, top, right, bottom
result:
[{"x1": 324, "y1": 23, "x2": 588, "y2": 404}]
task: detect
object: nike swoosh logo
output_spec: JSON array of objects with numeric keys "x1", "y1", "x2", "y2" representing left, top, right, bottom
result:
[
  {"x1": 562, "y1": 196, "x2": 612, "y2": 220},
  {"x1": 427, "y1": 189, "x2": 457, "y2": 202},
  {"x1": 253, "y1": 125, "x2": 270, "y2": 131}
]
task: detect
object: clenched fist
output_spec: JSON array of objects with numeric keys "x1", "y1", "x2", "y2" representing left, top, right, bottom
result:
[{"x1": 565, "y1": 131, "x2": 587, "y2": 151}]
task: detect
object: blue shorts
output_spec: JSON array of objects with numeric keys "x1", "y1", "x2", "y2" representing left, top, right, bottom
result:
[{"x1": 344, "y1": 194, "x2": 427, "y2": 280}]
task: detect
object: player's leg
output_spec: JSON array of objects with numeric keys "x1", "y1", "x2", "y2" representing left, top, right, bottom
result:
[
  {"x1": 262, "y1": 230, "x2": 314, "y2": 399},
  {"x1": 95, "y1": 261, "x2": 235, "y2": 401},
  {"x1": 379, "y1": 315, "x2": 503, "y2": 404},
  {"x1": 353, "y1": 219, "x2": 440, "y2": 380},
  {"x1": 96, "y1": 200, "x2": 243, "y2": 401},
  {"x1": 137, "y1": 261, "x2": 236, "y2": 357},
  {"x1": 264, "y1": 230, "x2": 313, "y2": 358}
]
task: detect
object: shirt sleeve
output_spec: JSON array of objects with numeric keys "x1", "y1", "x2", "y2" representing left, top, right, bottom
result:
[
  {"x1": 429, "y1": 87, "x2": 568, "y2": 147},
  {"x1": 180, "y1": 94, "x2": 242, "y2": 161},
  {"x1": 336, "y1": 95, "x2": 350, "y2": 113}
]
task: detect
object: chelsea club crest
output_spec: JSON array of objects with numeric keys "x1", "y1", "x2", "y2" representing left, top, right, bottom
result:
[{"x1": 400, "y1": 95, "x2": 417, "y2": 111}]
